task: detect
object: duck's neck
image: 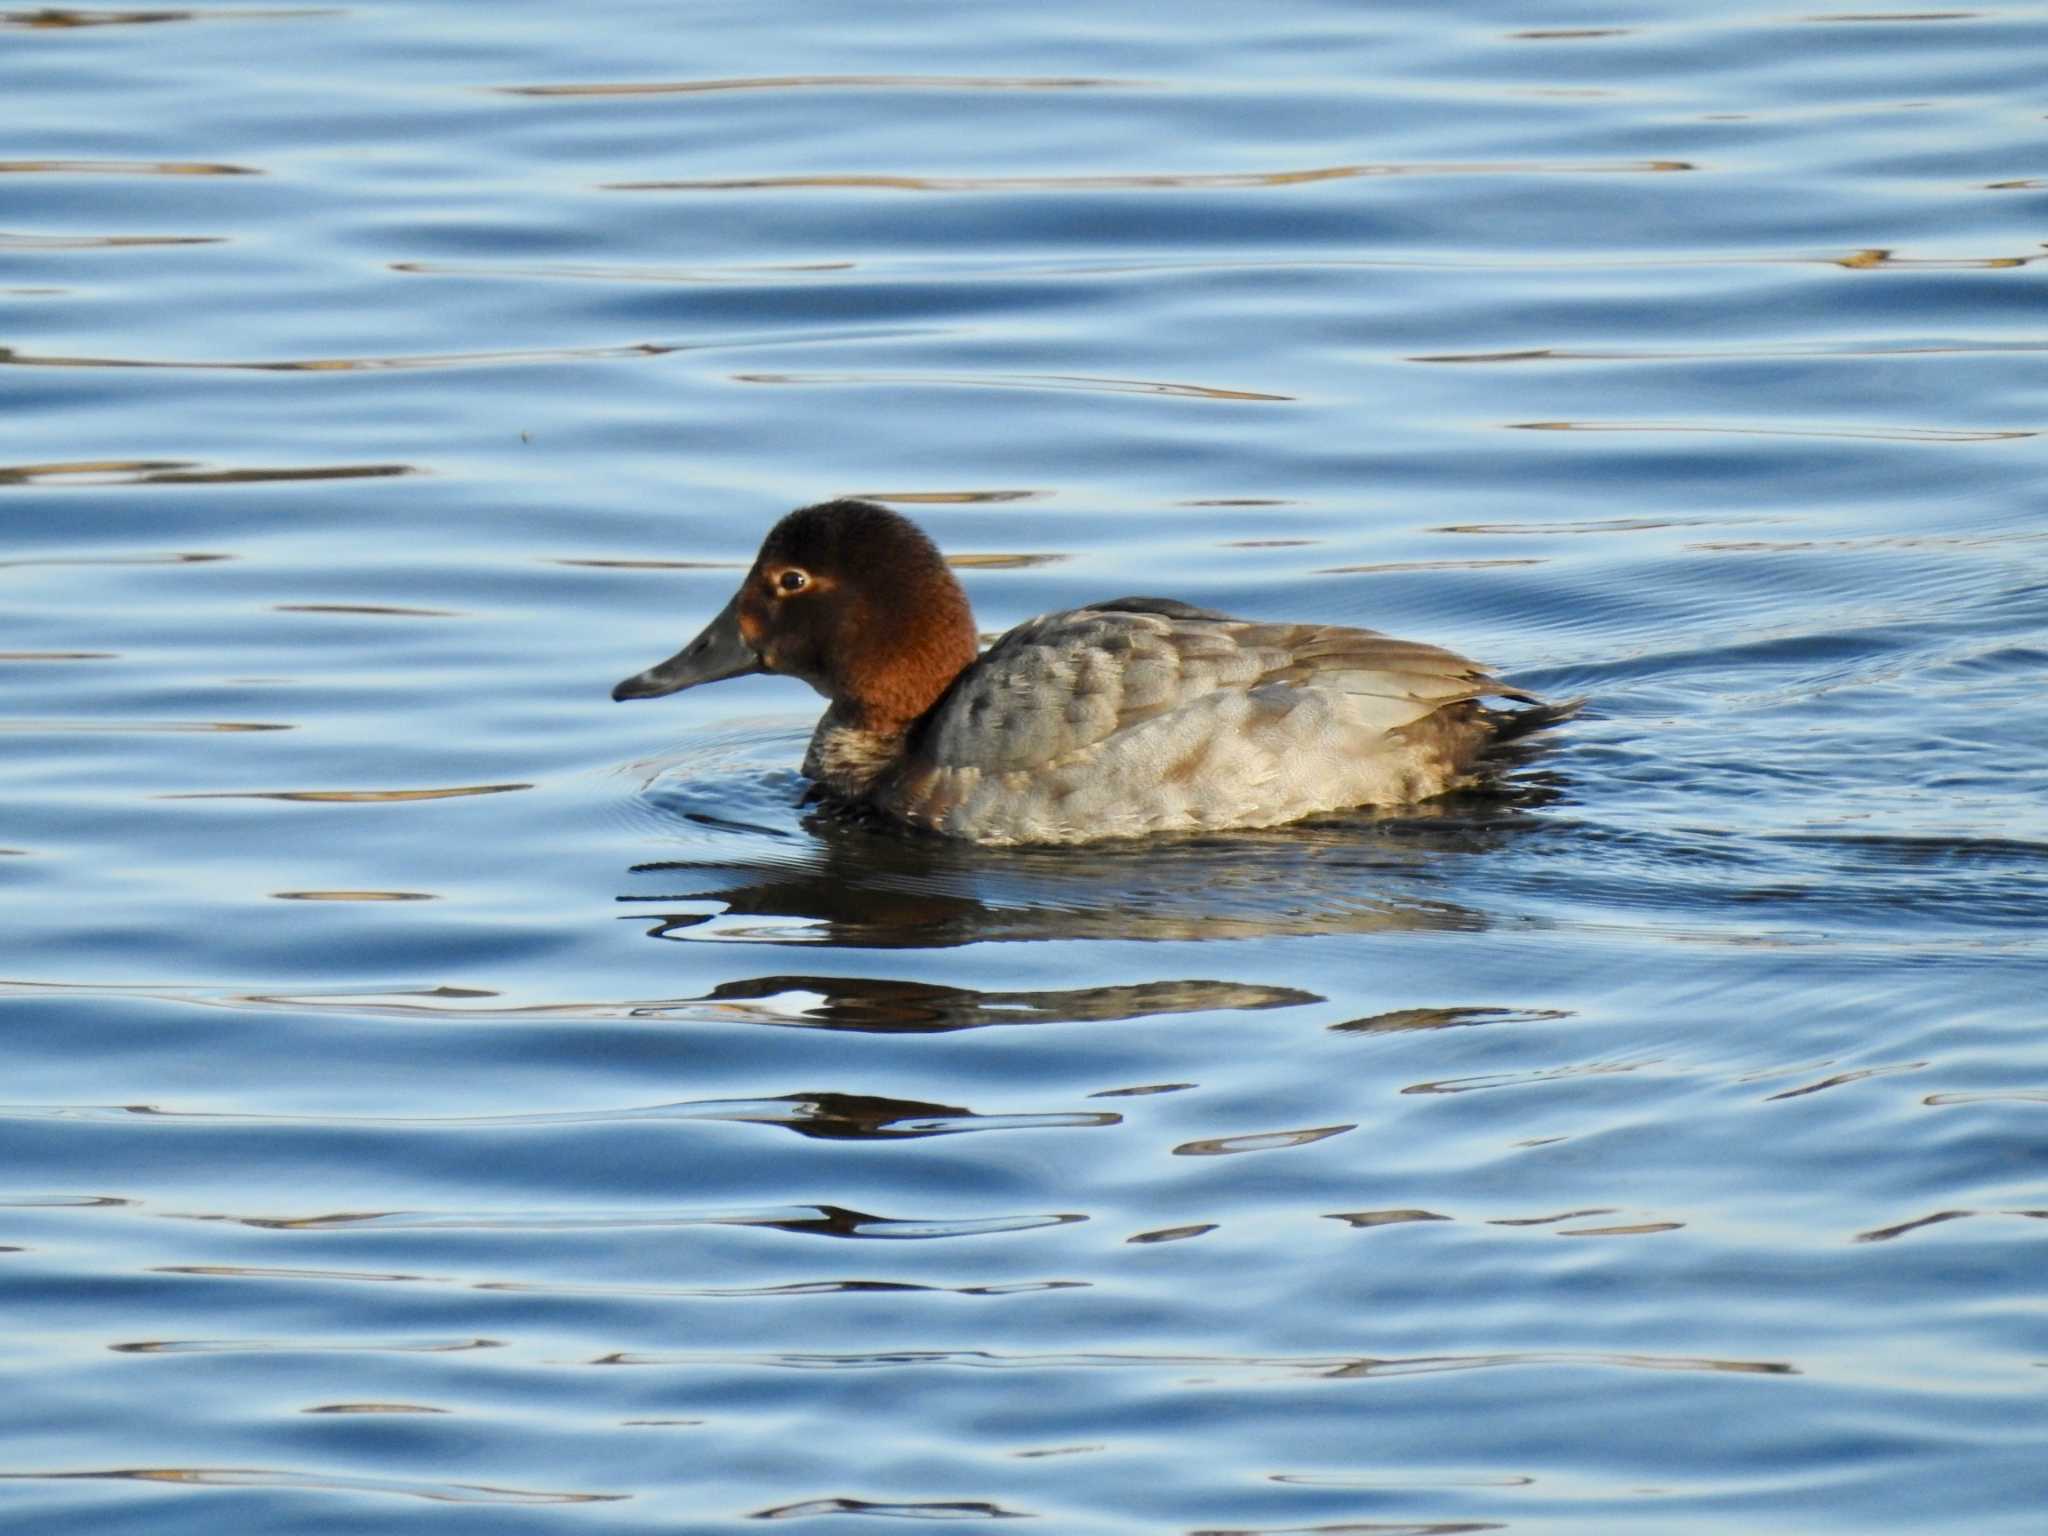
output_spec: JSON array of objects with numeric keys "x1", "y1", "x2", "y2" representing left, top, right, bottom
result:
[
  {"x1": 807, "y1": 599, "x2": 977, "y2": 796},
  {"x1": 802, "y1": 701, "x2": 914, "y2": 798}
]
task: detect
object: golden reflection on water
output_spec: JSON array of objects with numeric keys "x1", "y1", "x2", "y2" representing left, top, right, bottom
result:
[
  {"x1": 1173, "y1": 1123, "x2": 1355, "y2": 1156},
  {"x1": 1, "y1": 458, "x2": 182, "y2": 485},
  {"x1": 1332, "y1": 1005, "x2": 1573, "y2": 1034},
  {"x1": 0, "y1": 719, "x2": 290, "y2": 734},
  {"x1": 157, "y1": 1264, "x2": 430, "y2": 1283},
  {"x1": 1329, "y1": 1208, "x2": 1452, "y2": 1228},
  {"x1": 1854, "y1": 1209, "x2": 2047, "y2": 1243},
  {"x1": 270, "y1": 889, "x2": 437, "y2": 902},
  {"x1": 851, "y1": 488, "x2": 1045, "y2": 504},
  {"x1": 610, "y1": 160, "x2": 1696, "y2": 193},
  {"x1": 163, "y1": 783, "x2": 532, "y2": 803},
  {"x1": 0, "y1": 1193, "x2": 131, "y2": 1207},
  {"x1": 1832, "y1": 246, "x2": 2043, "y2": 269},
  {"x1": 0, "y1": 158, "x2": 258, "y2": 174},
  {"x1": 1, "y1": 8, "x2": 335, "y2": 28},
  {"x1": 1088, "y1": 1083, "x2": 1195, "y2": 1099},
  {"x1": 0, "y1": 230, "x2": 223, "y2": 248},
  {"x1": 0, "y1": 547, "x2": 229, "y2": 565},
  {"x1": 1761, "y1": 1062, "x2": 1926, "y2": 1100},
  {"x1": 1855, "y1": 1209, "x2": 1976, "y2": 1242},
  {"x1": 1482, "y1": 1209, "x2": 1608, "y2": 1227},
  {"x1": 1125, "y1": 1223, "x2": 1218, "y2": 1245},
  {"x1": 274, "y1": 602, "x2": 459, "y2": 617},
  {"x1": 943, "y1": 552, "x2": 1066, "y2": 569},
  {"x1": 0, "y1": 458, "x2": 414, "y2": 485}
]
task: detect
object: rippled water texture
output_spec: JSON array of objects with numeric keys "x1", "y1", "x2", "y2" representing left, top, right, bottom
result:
[{"x1": 5, "y1": 2, "x2": 2047, "y2": 1532}]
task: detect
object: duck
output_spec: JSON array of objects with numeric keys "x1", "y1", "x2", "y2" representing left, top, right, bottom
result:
[{"x1": 612, "y1": 499, "x2": 1571, "y2": 846}]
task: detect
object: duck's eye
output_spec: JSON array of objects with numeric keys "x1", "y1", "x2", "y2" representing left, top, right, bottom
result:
[{"x1": 777, "y1": 569, "x2": 810, "y2": 594}]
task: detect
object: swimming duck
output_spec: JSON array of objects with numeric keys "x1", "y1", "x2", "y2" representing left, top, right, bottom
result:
[{"x1": 613, "y1": 499, "x2": 1568, "y2": 846}]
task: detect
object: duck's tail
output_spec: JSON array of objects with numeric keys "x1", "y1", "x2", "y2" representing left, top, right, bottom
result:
[{"x1": 1483, "y1": 689, "x2": 1587, "y2": 747}]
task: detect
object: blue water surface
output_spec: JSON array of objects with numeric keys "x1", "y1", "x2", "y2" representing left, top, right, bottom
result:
[{"x1": 4, "y1": 2, "x2": 2046, "y2": 1531}]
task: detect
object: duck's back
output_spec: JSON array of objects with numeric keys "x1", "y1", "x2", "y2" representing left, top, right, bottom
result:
[{"x1": 876, "y1": 599, "x2": 1540, "y2": 845}]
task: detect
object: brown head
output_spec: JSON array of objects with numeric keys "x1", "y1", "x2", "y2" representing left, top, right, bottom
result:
[{"x1": 611, "y1": 499, "x2": 981, "y2": 734}]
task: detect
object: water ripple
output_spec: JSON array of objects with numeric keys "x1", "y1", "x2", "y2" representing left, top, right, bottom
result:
[
  {"x1": 0, "y1": 8, "x2": 334, "y2": 30},
  {"x1": 161, "y1": 783, "x2": 532, "y2": 803},
  {"x1": 733, "y1": 370, "x2": 1291, "y2": 401},
  {"x1": 0, "y1": 229, "x2": 224, "y2": 248},
  {"x1": 0, "y1": 158, "x2": 258, "y2": 174},
  {"x1": 751, "y1": 1497, "x2": 1032, "y2": 1521},
  {"x1": 0, "y1": 1092, "x2": 1121, "y2": 1141},
  {"x1": 0, "y1": 1466, "x2": 619, "y2": 1505},
  {"x1": 500, "y1": 73, "x2": 1131, "y2": 98},
  {"x1": 609, "y1": 161, "x2": 1696, "y2": 192},
  {"x1": 1328, "y1": 1209, "x2": 1453, "y2": 1229},
  {"x1": 110, "y1": 1336, "x2": 500, "y2": 1354},
  {"x1": 589, "y1": 1348, "x2": 1797, "y2": 1378},
  {"x1": 1854, "y1": 1208, "x2": 2045, "y2": 1242},
  {"x1": 171, "y1": 1204, "x2": 1086, "y2": 1239},
  {"x1": 7, "y1": 0, "x2": 2047, "y2": 1523},
  {"x1": 166, "y1": 1263, "x2": 1082, "y2": 1302},
  {"x1": 0, "y1": 719, "x2": 290, "y2": 734},
  {"x1": 0, "y1": 329, "x2": 928, "y2": 373},
  {"x1": 0, "y1": 460, "x2": 415, "y2": 486},
  {"x1": 1174, "y1": 1124, "x2": 1355, "y2": 1156},
  {"x1": 1192, "y1": 1521, "x2": 1500, "y2": 1536},
  {"x1": 1507, "y1": 420, "x2": 2035, "y2": 442}
]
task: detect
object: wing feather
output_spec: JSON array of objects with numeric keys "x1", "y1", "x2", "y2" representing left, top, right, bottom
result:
[{"x1": 913, "y1": 604, "x2": 1521, "y2": 775}]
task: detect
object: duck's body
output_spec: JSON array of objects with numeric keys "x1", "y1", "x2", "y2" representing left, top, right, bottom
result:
[{"x1": 613, "y1": 500, "x2": 1568, "y2": 846}]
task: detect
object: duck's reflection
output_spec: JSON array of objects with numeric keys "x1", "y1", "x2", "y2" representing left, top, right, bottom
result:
[
  {"x1": 647, "y1": 975, "x2": 1321, "y2": 1034},
  {"x1": 677, "y1": 1090, "x2": 1121, "y2": 1140},
  {"x1": 619, "y1": 779, "x2": 1561, "y2": 949}
]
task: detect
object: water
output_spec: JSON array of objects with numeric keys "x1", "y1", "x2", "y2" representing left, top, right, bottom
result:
[{"x1": 4, "y1": 2, "x2": 2046, "y2": 1530}]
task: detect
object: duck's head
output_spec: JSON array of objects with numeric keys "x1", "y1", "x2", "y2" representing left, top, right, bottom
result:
[{"x1": 611, "y1": 499, "x2": 980, "y2": 732}]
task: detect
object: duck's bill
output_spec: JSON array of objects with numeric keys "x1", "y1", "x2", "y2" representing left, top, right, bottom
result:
[{"x1": 612, "y1": 594, "x2": 764, "y2": 701}]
